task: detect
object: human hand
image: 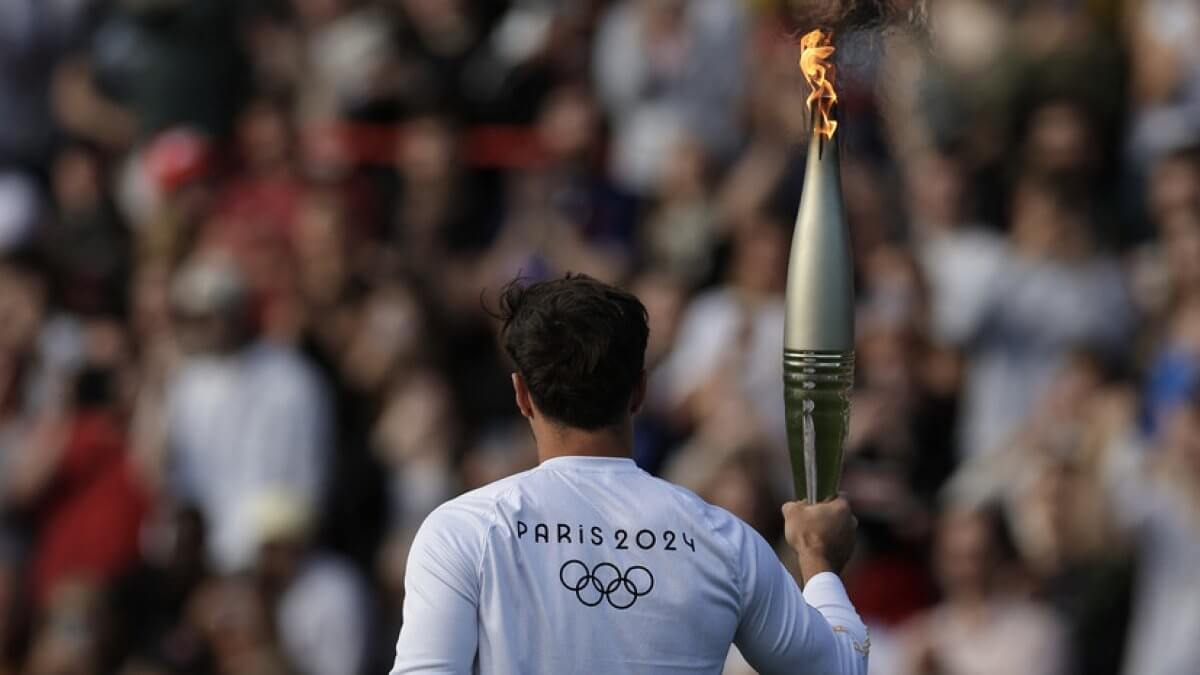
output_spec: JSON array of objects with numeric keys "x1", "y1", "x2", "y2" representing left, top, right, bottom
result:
[{"x1": 782, "y1": 496, "x2": 857, "y2": 584}]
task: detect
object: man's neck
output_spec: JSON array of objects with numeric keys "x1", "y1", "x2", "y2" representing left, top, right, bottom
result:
[{"x1": 533, "y1": 421, "x2": 633, "y2": 464}]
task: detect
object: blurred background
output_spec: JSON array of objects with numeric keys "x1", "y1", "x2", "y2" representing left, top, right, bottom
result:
[{"x1": 0, "y1": 0, "x2": 1198, "y2": 674}]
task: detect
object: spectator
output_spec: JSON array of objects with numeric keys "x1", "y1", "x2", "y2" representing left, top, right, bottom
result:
[
  {"x1": 162, "y1": 256, "x2": 331, "y2": 573},
  {"x1": 641, "y1": 137, "x2": 720, "y2": 285},
  {"x1": 1126, "y1": 0, "x2": 1200, "y2": 166},
  {"x1": 898, "y1": 506, "x2": 1069, "y2": 675},
  {"x1": 0, "y1": 255, "x2": 51, "y2": 530},
  {"x1": 941, "y1": 174, "x2": 1135, "y2": 455},
  {"x1": 0, "y1": 0, "x2": 95, "y2": 168},
  {"x1": 658, "y1": 208, "x2": 790, "y2": 471},
  {"x1": 23, "y1": 581, "x2": 110, "y2": 675},
  {"x1": 46, "y1": 143, "x2": 132, "y2": 316},
  {"x1": 108, "y1": 505, "x2": 213, "y2": 674},
  {"x1": 593, "y1": 0, "x2": 745, "y2": 193},
  {"x1": 372, "y1": 367, "x2": 458, "y2": 532},
  {"x1": 18, "y1": 328, "x2": 151, "y2": 609},
  {"x1": 946, "y1": 352, "x2": 1135, "y2": 675},
  {"x1": 190, "y1": 575, "x2": 292, "y2": 675},
  {"x1": 210, "y1": 94, "x2": 306, "y2": 254},
  {"x1": 1103, "y1": 398, "x2": 1200, "y2": 675},
  {"x1": 55, "y1": 0, "x2": 248, "y2": 148},
  {"x1": 0, "y1": 1, "x2": 1195, "y2": 673},
  {"x1": 252, "y1": 491, "x2": 367, "y2": 675}
]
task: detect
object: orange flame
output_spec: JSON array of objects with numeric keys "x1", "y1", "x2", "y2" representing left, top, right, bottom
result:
[{"x1": 799, "y1": 29, "x2": 838, "y2": 140}]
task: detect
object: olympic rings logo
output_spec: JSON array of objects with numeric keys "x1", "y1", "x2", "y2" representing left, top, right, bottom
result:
[{"x1": 558, "y1": 560, "x2": 655, "y2": 610}]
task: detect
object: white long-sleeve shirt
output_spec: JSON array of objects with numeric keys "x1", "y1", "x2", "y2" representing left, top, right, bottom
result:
[{"x1": 391, "y1": 456, "x2": 868, "y2": 675}]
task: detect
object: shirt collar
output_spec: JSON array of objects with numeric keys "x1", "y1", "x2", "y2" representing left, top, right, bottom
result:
[{"x1": 538, "y1": 456, "x2": 640, "y2": 472}]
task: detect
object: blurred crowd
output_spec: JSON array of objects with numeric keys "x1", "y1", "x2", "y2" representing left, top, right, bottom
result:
[{"x1": 0, "y1": 0, "x2": 1198, "y2": 674}]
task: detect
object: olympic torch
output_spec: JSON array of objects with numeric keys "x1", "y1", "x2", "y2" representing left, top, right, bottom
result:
[{"x1": 784, "y1": 30, "x2": 854, "y2": 504}]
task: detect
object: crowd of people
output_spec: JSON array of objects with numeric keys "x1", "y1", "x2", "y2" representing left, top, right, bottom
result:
[{"x1": 0, "y1": 0, "x2": 1198, "y2": 674}]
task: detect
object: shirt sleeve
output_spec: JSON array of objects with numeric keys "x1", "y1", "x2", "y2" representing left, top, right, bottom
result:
[
  {"x1": 390, "y1": 505, "x2": 486, "y2": 674},
  {"x1": 731, "y1": 520, "x2": 868, "y2": 675}
]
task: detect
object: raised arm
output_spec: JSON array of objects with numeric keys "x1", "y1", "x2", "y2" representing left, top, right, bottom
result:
[{"x1": 733, "y1": 497, "x2": 868, "y2": 675}]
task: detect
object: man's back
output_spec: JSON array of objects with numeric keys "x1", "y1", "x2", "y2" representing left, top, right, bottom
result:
[{"x1": 391, "y1": 456, "x2": 867, "y2": 675}]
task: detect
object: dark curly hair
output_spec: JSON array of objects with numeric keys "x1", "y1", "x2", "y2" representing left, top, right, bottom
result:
[{"x1": 497, "y1": 274, "x2": 649, "y2": 430}]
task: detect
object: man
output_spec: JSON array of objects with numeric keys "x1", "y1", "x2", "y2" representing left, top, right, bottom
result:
[{"x1": 391, "y1": 275, "x2": 868, "y2": 674}]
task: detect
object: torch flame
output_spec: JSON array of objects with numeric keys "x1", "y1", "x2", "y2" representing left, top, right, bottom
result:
[{"x1": 799, "y1": 29, "x2": 838, "y2": 140}]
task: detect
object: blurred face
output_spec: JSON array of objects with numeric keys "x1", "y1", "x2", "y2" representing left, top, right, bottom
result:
[
  {"x1": 197, "y1": 578, "x2": 274, "y2": 669},
  {"x1": 906, "y1": 152, "x2": 967, "y2": 226},
  {"x1": 1162, "y1": 405, "x2": 1200, "y2": 477},
  {"x1": 374, "y1": 369, "x2": 454, "y2": 464},
  {"x1": 257, "y1": 538, "x2": 304, "y2": 593},
  {"x1": 0, "y1": 264, "x2": 45, "y2": 356},
  {"x1": 1168, "y1": 297, "x2": 1200, "y2": 358},
  {"x1": 173, "y1": 310, "x2": 238, "y2": 355},
  {"x1": 1039, "y1": 354, "x2": 1103, "y2": 420},
  {"x1": 1028, "y1": 460, "x2": 1076, "y2": 551},
  {"x1": 732, "y1": 219, "x2": 788, "y2": 294},
  {"x1": 398, "y1": 119, "x2": 455, "y2": 185},
  {"x1": 291, "y1": 0, "x2": 344, "y2": 26},
  {"x1": 660, "y1": 139, "x2": 707, "y2": 199},
  {"x1": 640, "y1": 0, "x2": 686, "y2": 34},
  {"x1": 1150, "y1": 156, "x2": 1200, "y2": 225},
  {"x1": 294, "y1": 200, "x2": 347, "y2": 304},
  {"x1": 301, "y1": 126, "x2": 353, "y2": 181},
  {"x1": 131, "y1": 261, "x2": 173, "y2": 342},
  {"x1": 237, "y1": 100, "x2": 292, "y2": 170},
  {"x1": 1026, "y1": 101, "x2": 1094, "y2": 174},
  {"x1": 1163, "y1": 209, "x2": 1200, "y2": 294},
  {"x1": 142, "y1": 506, "x2": 208, "y2": 576},
  {"x1": 632, "y1": 274, "x2": 684, "y2": 366},
  {"x1": 53, "y1": 147, "x2": 102, "y2": 213},
  {"x1": 934, "y1": 509, "x2": 998, "y2": 597},
  {"x1": 342, "y1": 284, "x2": 425, "y2": 391},
  {"x1": 538, "y1": 89, "x2": 599, "y2": 162},
  {"x1": 1010, "y1": 182, "x2": 1085, "y2": 256},
  {"x1": 401, "y1": 0, "x2": 464, "y2": 32}
]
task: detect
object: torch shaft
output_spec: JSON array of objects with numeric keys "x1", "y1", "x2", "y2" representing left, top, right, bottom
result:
[
  {"x1": 783, "y1": 349, "x2": 853, "y2": 503},
  {"x1": 783, "y1": 132, "x2": 855, "y2": 503}
]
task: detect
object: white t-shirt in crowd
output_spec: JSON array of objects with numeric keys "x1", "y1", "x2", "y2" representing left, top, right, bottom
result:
[{"x1": 390, "y1": 455, "x2": 869, "y2": 674}]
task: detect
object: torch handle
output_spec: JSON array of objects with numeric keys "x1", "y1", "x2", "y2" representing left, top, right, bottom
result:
[{"x1": 783, "y1": 349, "x2": 854, "y2": 503}]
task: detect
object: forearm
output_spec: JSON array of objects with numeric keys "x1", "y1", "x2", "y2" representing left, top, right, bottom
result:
[
  {"x1": 736, "y1": 517, "x2": 868, "y2": 675},
  {"x1": 803, "y1": 572, "x2": 870, "y2": 675},
  {"x1": 778, "y1": 496, "x2": 867, "y2": 674}
]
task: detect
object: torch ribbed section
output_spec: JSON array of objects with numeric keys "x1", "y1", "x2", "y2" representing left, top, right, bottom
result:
[{"x1": 783, "y1": 349, "x2": 854, "y2": 503}]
